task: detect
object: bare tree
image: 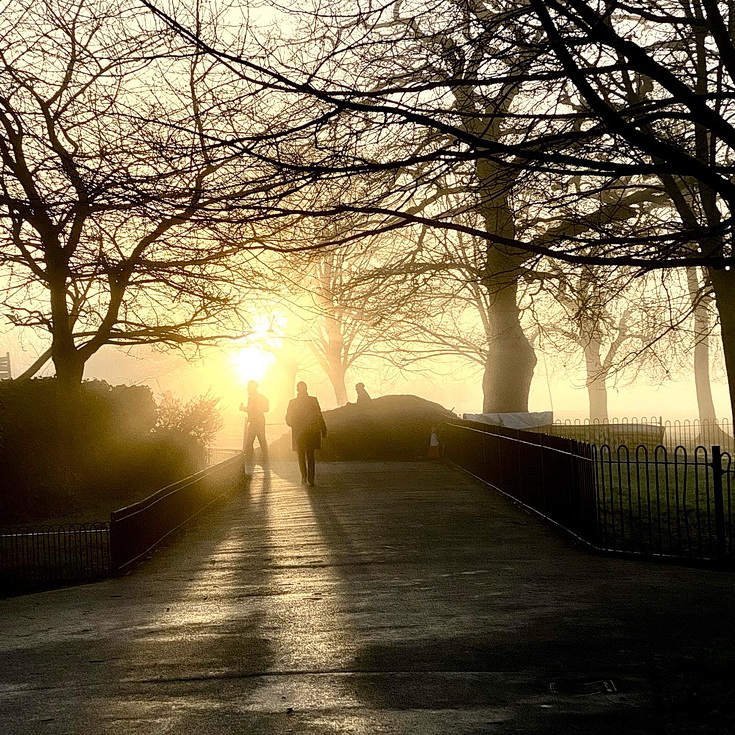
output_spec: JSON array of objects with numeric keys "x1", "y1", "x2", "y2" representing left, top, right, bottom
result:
[
  {"x1": 0, "y1": 0, "x2": 286, "y2": 395},
  {"x1": 522, "y1": 0, "x2": 735, "y2": 421},
  {"x1": 340, "y1": 225, "x2": 527, "y2": 412},
  {"x1": 146, "y1": 0, "x2": 735, "y2": 418},
  {"x1": 536, "y1": 266, "x2": 671, "y2": 421},
  {"x1": 270, "y1": 221, "x2": 387, "y2": 406}
]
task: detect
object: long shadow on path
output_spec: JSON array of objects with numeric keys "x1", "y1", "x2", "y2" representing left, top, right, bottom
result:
[
  {"x1": 1, "y1": 461, "x2": 734, "y2": 734},
  {"x1": 296, "y1": 461, "x2": 735, "y2": 734},
  {"x1": 0, "y1": 470, "x2": 282, "y2": 733}
]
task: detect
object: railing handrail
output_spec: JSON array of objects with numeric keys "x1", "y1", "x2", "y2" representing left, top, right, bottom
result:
[
  {"x1": 0, "y1": 521, "x2": 110, "y2": 538},
  {"x1": 442, "y1": 418, "x2": 735, "y2": 569},
  {"x1": 110, "y1": 452, "x2": 243, "y2": 575},
  {"x1": 112, "y1": 453, "x2": 242, "y2": 521},
  {"x1": 554, "y1": 416, "x2": 733, "y2": 429},
  {"x1": 1, "y1": 454, "x2": 243, "y2": 593},
  {"x1": 446, "y1": 417, "x2": 593, "y2": 461}
]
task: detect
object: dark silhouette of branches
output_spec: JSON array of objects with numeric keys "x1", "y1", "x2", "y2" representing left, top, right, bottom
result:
[{"x1": 0, "y1": 0, "x2": 301, "y2": 393}]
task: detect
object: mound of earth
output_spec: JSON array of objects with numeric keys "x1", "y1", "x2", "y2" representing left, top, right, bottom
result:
[{"x1": 269, "y1": 394, "x2": 455, "y2": 461}]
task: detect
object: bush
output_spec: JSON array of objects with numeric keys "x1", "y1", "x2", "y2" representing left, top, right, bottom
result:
[
  {"x1": 0, "y1": 379, "x2": 221, "y2": 523},
  {"x1": 153, "y1": 391, "x2": 223, "y2": 467}
]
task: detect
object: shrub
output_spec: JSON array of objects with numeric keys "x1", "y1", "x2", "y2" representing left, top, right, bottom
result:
[
  {"x1": 0, "y1": 379, "x2": 221, "y2": 523},
  {"x1": 153, "y1": 392, "x2": 224, "y2": 467}
]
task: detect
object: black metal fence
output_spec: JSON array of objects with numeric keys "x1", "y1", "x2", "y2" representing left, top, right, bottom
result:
[
  {"x1": 110, "y1": 452, "x2": 243, "y2": 574},
  {"x1": 443, "y1": 418, "x2": 735, "y2": 567},
  {"x1": 594, "y1": 444, "x2": 733, "y2": 564},
  {"x1": 0, "y1": 522, "x2": 110, "y2": 593},
  {"x1": 543, "y1": 417, "x2": 734, "y2": 452},
  {"x1": 1, "y1": 452, "x2": 244, "y2": 594},
  {"x1": 442, "y1": 419, "x2": 598, "y2": 542}
]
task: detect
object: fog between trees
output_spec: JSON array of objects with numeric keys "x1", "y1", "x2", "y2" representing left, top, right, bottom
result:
[{"x1": 1, "y1": 0, "x2": 733, "y2": 422}]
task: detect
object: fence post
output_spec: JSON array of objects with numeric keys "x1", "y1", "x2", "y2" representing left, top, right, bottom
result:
[{"x1": 711, "y1": 445, "x2": 727, "y2": 566}]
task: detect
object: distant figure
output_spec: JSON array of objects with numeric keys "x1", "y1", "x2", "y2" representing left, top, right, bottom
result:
[
  {"x1": 428, "y1": 426, "x2": 441, "y2": 459},
  {"x1": 286, "y1": 381, "x2": 327, "y2": 487},
  {"x1": 240, "y1": 380, "x2": 269, "y2": 471},
  {"x1": 355, "y1": 382, "x2": 372, "y2": 404}
]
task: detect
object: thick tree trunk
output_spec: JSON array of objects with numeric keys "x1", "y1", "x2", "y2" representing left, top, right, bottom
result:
[
  {"x1": 693, "y1": 339, "x2": 717, "y2": 423},
  {"x1": 582, "y1": 337, "x2": 608, "y2": 422},
  {"x1": 322, "y1": 316, "x2": 348, "y2": 407},
  {"x1": 51, "y1": 349, "x2": 85, "y2": 396},
  {"x1": 687, "y1": 267, "x2": 717, "y2": 423},
  {"x1": 481, "y1": 281, "x2": 537, "y2": 413},
  {"x1": 709, "y1": 267, "x2": 735, "y2": 425},
  {"x1": 328, "y1": 369, "x2": 348, "y2": 408},
  {"x1": 478, "y1": 162, "x2": 536, "y2": 414},
  {"x1": 48, "y1": 272, "x2": 85, "y2": 397}
]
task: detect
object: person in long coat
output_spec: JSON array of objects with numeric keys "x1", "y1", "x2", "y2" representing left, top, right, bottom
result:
[{"x1": 285, "y1": 381, "x2": 327, "y2": 487}]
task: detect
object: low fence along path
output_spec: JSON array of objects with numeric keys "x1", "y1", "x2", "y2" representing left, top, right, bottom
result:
[{"x1": 2, "y1": 461, "x2": 735, "y2": 733}]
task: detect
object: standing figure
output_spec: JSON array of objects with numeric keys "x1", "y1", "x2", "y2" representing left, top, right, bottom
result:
[
  {"x1": 286, "y1": 381, "x2": 327, "y2": 487},
  {"x1": 240, "y1": 380, "x2": 269, "y2": 472},
  {"x1": 355, "y1": 382, "x2": 372, "y2": 404}
]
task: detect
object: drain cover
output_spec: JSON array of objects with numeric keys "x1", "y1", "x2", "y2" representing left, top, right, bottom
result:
[{"x1": 548, "y1": 679, "x2": 617, "y2": 695}]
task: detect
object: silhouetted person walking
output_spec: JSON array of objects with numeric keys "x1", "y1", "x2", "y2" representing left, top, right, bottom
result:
[
  {"x1": 355, "y1": 382, "x2": 372, "y2": 404},
  {"x1": 240, "y1": 380, "x2": 269, "y2": 473},
  {"x1": 286, "y1": 381, "x2": 327, "y2": 487}
]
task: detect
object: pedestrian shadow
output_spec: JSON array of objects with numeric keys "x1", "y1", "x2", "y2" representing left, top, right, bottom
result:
[
  {"x1": 303, "y1": 485, "x2": 361, "y2": 560},
  {"x1": 60, "y1": 466, "x2": 281, "y2": 730}
]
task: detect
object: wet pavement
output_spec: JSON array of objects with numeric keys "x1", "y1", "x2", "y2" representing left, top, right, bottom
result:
[{"x1": 1, "y1": 460, "x2": 734, "y2": 734}]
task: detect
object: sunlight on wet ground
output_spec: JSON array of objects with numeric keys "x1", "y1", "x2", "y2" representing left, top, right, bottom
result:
[{"x1": 2, "y1": 461, "x2": 735, "y2": 733}]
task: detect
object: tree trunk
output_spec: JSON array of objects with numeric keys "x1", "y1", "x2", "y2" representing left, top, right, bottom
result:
[
  {"x1": 51, "y1": 349, "x2": 85, "y2": 397},
  {"x1": 478, "y1": 160, "x2": 537, "y2": 414},
  {"x1": 48, "y1": 271, "x2": 85, "y2": 397},
  {"x1": 709, "y1": 267, "x2": 735, "y2": 425},
  {"x1": 482, "y1": 281, "x2": 537, "y2": 413},
  {"x1": 322, "y1": 315, "x2": 348, "y2": 407},
  {"x1": 687, "y1": 267, "x2": 717, "y2": 423},
  {"x1": 328, "y1": 369, "x2": 348, "y2": 407},
  {"x1": 582, "y1": 337, "x2": 609, "y2": 422}
]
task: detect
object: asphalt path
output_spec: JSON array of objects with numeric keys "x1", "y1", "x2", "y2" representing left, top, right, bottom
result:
[{"x1": 1, "y1": 460, "x2": 734, "y2": 734}]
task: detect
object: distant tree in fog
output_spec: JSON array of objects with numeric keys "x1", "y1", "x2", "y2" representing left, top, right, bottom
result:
[
  {"x1": 268, "y1": 214, "x2": 388, "y2": 407},
  {"x1": 535, "y1": 266, "x2": 685, "y2": 422}
]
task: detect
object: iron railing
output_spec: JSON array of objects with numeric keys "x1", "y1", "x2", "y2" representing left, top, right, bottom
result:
[
  {"x1": 1, "y1": 452, "x2": 244, "y2": 594},
  {"x1": 443, "y1": 418, "x2": 735, "y2": 567},
  {"x1": 543, "y1": 417, "x2": 734, "y2": 452},
  {"x1": 442, "y1": 419, "x2": 598, "y2": 542},
  {"x1": 0, "y1": 522, "x2": 110, "y2": 593},
  {"x1": 594, "y1": 443, "x2": 733, "y2": 564},
  {"x1": 110, "y1": 452, "x2": 243, "y2": 574}
]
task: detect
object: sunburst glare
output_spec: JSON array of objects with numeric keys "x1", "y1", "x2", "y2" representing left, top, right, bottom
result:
[{"x1": 228, "y1": 313, "x2": 285, "y2": 385}]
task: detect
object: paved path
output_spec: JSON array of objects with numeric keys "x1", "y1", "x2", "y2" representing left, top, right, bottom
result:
[{"x1": 1, "y1": 461, "x2": 734, "y2": 734}]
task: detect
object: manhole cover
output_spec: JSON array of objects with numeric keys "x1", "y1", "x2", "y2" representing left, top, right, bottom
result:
[{"x1": 548, "y1": 679, "x2": 617, "y2": 695}]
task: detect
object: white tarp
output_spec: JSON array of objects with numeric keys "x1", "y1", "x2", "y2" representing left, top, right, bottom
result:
[{"x1": 462, "y1": 411, "x2": 553, "y2": 430}]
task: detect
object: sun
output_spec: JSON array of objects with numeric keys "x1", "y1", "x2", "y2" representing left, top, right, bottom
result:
[
  {"x1": 226, "y1": 311, "x2": 286, "y2": 385},
  {"x1": 230, "y1": 345, "x2": 276, "y2": 384}
]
